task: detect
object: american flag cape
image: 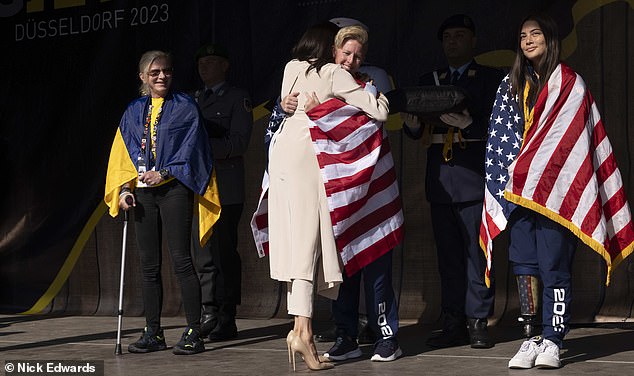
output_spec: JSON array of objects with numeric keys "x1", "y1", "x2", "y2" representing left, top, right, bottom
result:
[
  {"x1": 251, "y1": 98, "x2": 404, "y2": 277},
  {"x1": 479, "y1": 63, "x2": 634, "y2": 286}
]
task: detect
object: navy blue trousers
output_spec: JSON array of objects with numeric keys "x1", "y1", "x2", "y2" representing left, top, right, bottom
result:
[
  {"x1": 431, "y1": 201, "x2": 494, "y2": 320},
  {"x1": 508, "y1": 207, "x2": 577, "y2": 348},
  {"x1": 332, "y1": 251, "x2": 399, "y2": 341},
  {"x1": 191, "y1": 203, "x2": 243, "y2": 317}
]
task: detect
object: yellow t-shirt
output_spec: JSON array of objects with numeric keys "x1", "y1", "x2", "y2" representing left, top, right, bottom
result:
[{"x1": 150, "y1": 97, "x2": 163, "y2": 159}]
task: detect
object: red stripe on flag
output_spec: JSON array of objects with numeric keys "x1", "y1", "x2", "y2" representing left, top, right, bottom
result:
[
  {"x1": 603, "y1": 186, "x2": 629, "y2": 221},
  {"x1": 512, "y1": 81, "x2": 551, "y2": 194},
  {"x1": 532, "y1": 82, "x2": 584, "y2": 205},
  {"x1": 316, "y1": 128, "x2": 383, "y2": 168},
  {"x1": 336, "y1": 198, "x2": 403, "y2": 247},
  {"x1": 330, "y1": 167, "x2": 398, "y2": 224},
  {"x1": 595, "y1": 154, "x2": 618, "y2": 191},
  {"x1": 254, "y1": 213, "x2": 268, "y2": 228},
  {"x1": 558, "y1": 152, "x2": 592, "y2": 220},
  {"x1": 307, "y1": 98, "x2": 348, "y2": 120},
  {"x1": 322, "y1": 143, "x2": 391, "y2": 196},
  {"x1": 343, "y1": 226, "x2": 404, "y2": 277},
  {"x1": 608, "y1": 222, "x2": 634, "y2": 259},
  {"x1": 485, "y1": 212, "x2": 502, "y2": 240},
  {"x1": 580, "y1": 196, "x2": 602, "y2": 236},
  {"x1": 514, "y1": 67, "x2": 576, "y2": 195},
  {"x1": 320, "y1": 113, "x2": 372, "y2": 142}
]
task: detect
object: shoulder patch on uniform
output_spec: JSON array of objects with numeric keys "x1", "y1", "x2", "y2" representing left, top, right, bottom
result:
[{"x1": 243, "y1": 98, "x2": 252, "y2": 112}]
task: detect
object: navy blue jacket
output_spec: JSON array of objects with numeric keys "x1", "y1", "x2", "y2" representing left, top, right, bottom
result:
[
  {"x1": 404, "y1": 60, "x2": 503, "y2": 204},
  {"x1": 193, "y1": 83, "x2": 253, "y2": 205}
]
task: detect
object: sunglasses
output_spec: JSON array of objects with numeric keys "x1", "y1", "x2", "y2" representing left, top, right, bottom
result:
[{"x1": 147, "y1": 68, "x2": 174, "y2": 77}]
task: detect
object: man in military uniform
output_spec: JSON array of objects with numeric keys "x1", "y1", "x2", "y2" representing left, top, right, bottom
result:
[
  {"x1": 191, "y1": 43, "x2": 253, "y2": 341},
  {"x1": 402, "y1": 14, "x2": 504, "y2": 349}
]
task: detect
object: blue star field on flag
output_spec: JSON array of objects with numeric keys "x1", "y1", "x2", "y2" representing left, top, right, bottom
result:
[{"x1": 484, "y1": 75, "x2": 524, "y2": 219}]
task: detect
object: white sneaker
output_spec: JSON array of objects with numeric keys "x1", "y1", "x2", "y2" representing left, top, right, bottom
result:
[
  {"x1": 535, "y1": 339, "x2": 561, "y2": 368},
  {"x1": 508, "y1": 336, "x2": 542, "y2": 369}
]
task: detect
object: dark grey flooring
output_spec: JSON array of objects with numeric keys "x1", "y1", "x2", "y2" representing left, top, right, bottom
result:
[{"x1": 1, "y1": 315, "x2": 633, "y2": 375}]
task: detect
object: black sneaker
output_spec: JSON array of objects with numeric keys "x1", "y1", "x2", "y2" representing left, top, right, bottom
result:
[
  {"x1": 128, "y1": 327, "x2": 167, "y2": 353},
  {"x1": 173, "y1": 327, "x2": 205, "y2": 355},
  {"x1": 323, "y1": 336, "x2": 362, "y2": 361},
  {"x1": 371, "y1": 338, "x2": 402, "y2": 362}
]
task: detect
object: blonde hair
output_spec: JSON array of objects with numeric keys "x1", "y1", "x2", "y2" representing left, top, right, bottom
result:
[
  {"x1": 138, "y1": 50, "x2": 172, "y2": 96},
  {"x1": 334, "y1": 25, "x2": 368, "y2": 55}
]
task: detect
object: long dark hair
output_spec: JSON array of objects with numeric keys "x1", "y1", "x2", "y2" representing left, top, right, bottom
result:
[
  {"x1": 291, "y1": 22, "x2": 339, "y2": 75},
  {"x1": 509, "y1": 14, "x2": 561, "y2": 110}
]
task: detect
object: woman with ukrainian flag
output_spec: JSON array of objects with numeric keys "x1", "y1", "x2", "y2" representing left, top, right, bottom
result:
[{"x1": 104, "y1": 50, "x2": 220, "y2": 355}]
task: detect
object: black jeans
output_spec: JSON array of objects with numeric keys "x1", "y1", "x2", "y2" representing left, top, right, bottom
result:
[{"x1": 134, "y1": 180, "x2": 201, "y2": 332}]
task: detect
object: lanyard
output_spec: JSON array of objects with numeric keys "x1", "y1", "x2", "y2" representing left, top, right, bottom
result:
[{"x1": 140, "y1": 100, "x2": 164, "y2": 161}]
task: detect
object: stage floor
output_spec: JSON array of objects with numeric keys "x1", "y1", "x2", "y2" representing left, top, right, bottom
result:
[{"x1": 1, "y1": 314, "x2": 633, "y2": 375}]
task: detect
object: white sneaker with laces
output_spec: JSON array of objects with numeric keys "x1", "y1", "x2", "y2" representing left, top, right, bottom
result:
[
  {"x1": 535, "y1": 338, "x2": 561, "y2": 368},
  {"x1": 508, "y1": 336, "x2": 543, "y2": 369}
]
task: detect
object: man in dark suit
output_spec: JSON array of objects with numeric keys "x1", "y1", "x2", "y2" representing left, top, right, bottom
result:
[
  {"x1": 191, "y1": 43, "x2": 253, "y2": 341},
  {"x1": 402, "y1": 14, "x2": 504, "y2": 349}
]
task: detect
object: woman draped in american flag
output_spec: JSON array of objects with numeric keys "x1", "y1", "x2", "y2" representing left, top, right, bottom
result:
[
  {"x1": 258, "y1": 23, "x2": 390, "y2": 371},
  {"x1": 479, "y1": 15, "x2": 634, "y2": 369}
]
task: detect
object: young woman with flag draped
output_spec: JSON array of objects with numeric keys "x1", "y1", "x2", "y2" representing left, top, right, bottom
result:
[
  {"x1": 478, "y1": 15, "x2": 634, "y2": 369},
  {"x1": 260, "y1": 23, "x2": 390, "y2": 371},
  {"x1": 104, "y1": 50, "x2": 221, "y2": 356}
]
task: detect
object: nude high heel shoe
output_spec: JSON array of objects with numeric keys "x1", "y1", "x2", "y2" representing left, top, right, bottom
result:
[
  {"x1": 290, "y1": 335, "x2": 334, "y2": 371},
  {"x1": 287, "y1": 330, "x2": 331, "y2": 364},
  {"x1": 286, "y1": 330, "x2": 295, "y2": 364}
]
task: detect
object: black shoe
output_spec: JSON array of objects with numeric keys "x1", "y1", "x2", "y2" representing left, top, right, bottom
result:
[
  {"x1": 323, "y1": 335, "x2": 362, "y2": 361},
  {"x1": 467, "y1": 318, "x2": 494, "y2": 349},
  {"x1": 518, "y1": 315, "x2": 542, "y2": 338},
  {"x1": 208, "y1": 320, "x2": 237, "y2": 341},
  {"x1": 128, "y1": 327, "x2": 167, "y2": 353},
  {"x1": 199, "y1": 313, "x2": 218, "y2": 338},
  {"x1": 357, "y1": 320, "x2": 377, "y2": 345},
  {"x1": 371, "y1": 338, "x2": 403, "y2": 362},
  {"x1": 426, "y1": 326, "x2": 469, "y2": 348},
  {"x1": 173, "y1": 327, "x2": 205, "y2": 355},
  {"x1": 315, "y1": 325, "x2": 336, "y2": 342}
]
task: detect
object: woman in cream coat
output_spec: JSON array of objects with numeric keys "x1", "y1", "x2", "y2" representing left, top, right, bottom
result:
[{"x1": 268, "y1": 23, "x2": 389, "y2": 371}]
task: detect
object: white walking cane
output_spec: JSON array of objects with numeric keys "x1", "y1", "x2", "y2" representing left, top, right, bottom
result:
[{"x1": 115, "y1": 199, "x2": 132, "y2": 355}]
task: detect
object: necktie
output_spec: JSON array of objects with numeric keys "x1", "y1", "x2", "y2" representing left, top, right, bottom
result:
[
  {"x1": 450, "y1": 70, "x2": 460, "y2": 84},
  {"x1": 202, "y1": 88, "x2": 213, "y2": 101}
]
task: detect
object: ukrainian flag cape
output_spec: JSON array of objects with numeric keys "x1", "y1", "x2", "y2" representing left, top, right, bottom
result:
[{"x1": 105, "y1": 92, "x2": 221, "y2": 245}]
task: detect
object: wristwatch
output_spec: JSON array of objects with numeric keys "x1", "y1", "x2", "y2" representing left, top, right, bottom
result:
[{"x1": 159, "y1": 168, "x2": 170, "y2": 180}]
